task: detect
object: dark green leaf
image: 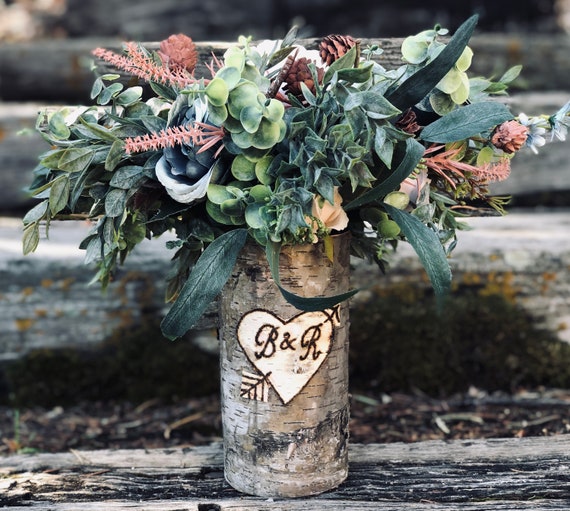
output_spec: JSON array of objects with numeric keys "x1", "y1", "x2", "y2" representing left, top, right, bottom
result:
[
  {"x1": 420, "y1": 102, "x2": 513, "y2": 142},
  {"x1": 345, "y1": 138, "x2": 425, "y2": 211},
  {"x1": 386, "y1": 15, "x2": 479, "y2": 110},
  {"x1": 385, "y1": 203, "x2": 452, "y2": 301},
  {"x1": 323, "y1": 46, "x2": 358, "y2": 84},
  {"x1": 336, "y1": 62, "x2": 373, "y2": 84},
  {"x1": 105, "y1": 139, "x2": 125, "y2": 171},
  {"x1": 265, "y1": 241, "x2": 359, "y2": 312},
  {"x1": 109, "y1": 165, "x2": 145, "y2": 189},
  {"x1": 161, "y1": 229, "x2": 248, "y2": 339},
  {"x1": 105, "y1": 188, "x2": 127, "y2": 217}
]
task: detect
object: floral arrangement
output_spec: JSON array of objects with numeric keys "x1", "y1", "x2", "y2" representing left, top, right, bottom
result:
[{"x1": 22, "y1": 15, "x2": 569, "y2": 339}]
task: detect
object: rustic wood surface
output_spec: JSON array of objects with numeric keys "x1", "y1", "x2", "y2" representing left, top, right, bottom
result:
[
  {"x1": 2, "y1": 34, "x2": 570, "y2": 102},
  {"x1": 1, "y1": 436, "x2": 570, "y2": 508}
]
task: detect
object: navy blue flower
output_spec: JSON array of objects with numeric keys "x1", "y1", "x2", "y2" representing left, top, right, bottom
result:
[{"x1": 155, "y1": 97, "x2": 217, "y2": 203}]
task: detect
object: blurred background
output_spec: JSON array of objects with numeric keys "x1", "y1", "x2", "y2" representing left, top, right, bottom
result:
[{"x1": 1, "y1": 0, "x2": 569, "y2": 42}]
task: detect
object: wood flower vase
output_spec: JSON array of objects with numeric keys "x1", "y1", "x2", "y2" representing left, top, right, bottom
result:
[{"x1": 218, "y1": 233, "x2": 351, "y2": 497}]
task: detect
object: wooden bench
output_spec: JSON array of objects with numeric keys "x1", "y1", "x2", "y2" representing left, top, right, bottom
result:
[{"x1": 2, "y1": 436, "x2": 570, "y2": 509}]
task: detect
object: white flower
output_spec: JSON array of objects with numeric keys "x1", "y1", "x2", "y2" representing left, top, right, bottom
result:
[{"x1": 518, "y1": 113, "x2": 548, "y2": 154}]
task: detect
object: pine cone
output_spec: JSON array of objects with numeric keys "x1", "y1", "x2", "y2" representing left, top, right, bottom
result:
[
  {"x1": 283, "y1": 55, "x2": 324, "y2": 100},
  {"x1": 395, "y1": 109, "x2": 421, "y2": 135},
  {"x1": 158, "y1": 34, "x2": 198, "y2": 73},
  {"x1": 319, "y1": 34, "x2": 360, "y2": 66}
]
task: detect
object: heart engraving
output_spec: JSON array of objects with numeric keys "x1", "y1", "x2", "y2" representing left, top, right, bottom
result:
[{"x1": 236, "y1": 308, "x2": 339, "y2": 404}]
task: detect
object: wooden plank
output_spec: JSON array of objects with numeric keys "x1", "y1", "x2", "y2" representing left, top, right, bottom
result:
[
  {"x1": 2, "y1": 34, "x2": 570, "y2": 102},
  {"x1": 1, "y1": 437, "x2": 570, "y2": 508}
]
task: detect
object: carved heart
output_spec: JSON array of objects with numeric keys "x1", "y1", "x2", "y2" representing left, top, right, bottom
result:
[{"x1": 237, "y1": 309, "x2": 339, "y2": 404}]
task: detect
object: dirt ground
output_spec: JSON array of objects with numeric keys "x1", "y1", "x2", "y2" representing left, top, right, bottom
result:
[{"x1": 1, "y1": 387, "x2": 569, "y2": 455}]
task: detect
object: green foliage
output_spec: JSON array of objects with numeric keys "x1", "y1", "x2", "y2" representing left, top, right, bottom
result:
[{"x1": 23, "y1": 15, "x2": 563, "y2": 339}]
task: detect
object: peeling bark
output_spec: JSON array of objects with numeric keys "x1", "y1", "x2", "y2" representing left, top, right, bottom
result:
[{"x1": 218, "y1": 233, "x2": 351, "y2": 497}]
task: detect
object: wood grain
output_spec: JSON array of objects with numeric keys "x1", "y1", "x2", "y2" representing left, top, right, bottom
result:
[{"x1": 1, "y1": 436, "x2": 569, "y2": 508}]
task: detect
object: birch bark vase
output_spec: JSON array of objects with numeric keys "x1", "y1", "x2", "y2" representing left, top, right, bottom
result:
[{"x1": 218, "y1": 232, "x2": 351, "y2": 498}]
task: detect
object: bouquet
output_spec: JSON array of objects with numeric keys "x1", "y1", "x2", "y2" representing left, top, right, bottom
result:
[{"x1": 22, "y1": 15, "x2": 569, "y2": 339}]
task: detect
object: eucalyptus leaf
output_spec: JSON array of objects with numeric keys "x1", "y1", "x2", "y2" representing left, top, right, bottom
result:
[
  {"x1": 420, "y1": 102, "x2": 513, "y2": 142},
  {"x1": 386, "y1": 14, "x2": 479, "y2": 110},
  {"x1": 79, "y1": 117, "x2": 119, "y2": 142},
  {"x1": 48, "y1": 112, "x2": 71, "y2": 139},
  {"x1": 161, "y1": 229, "x2": 248, "y2": 339},
  {"x1": 384, "y1": 203, "x2": 452, "y2": 301}
]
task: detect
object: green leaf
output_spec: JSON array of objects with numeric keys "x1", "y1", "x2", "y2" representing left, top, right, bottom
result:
[
  {"x1": 420, "y1": 102, "x2": 514, "y2": 142},
  {"x1": 40, "y1": 149, "x2": 67, "y2": 169},
  {"x1": 109, "y1": 165, "x2": 145, "y2": 189},
  {"x1": 105, "y1": 139, "x2": 125, "y2": 171},
  {"x1": 105, "y1": 188, "x2": 127, "y2": 217},
  {"x1": 78, "y1": 117, "x2": 119, "y2": 143},
  {"x1": 265, "y1": 241, "x2": 359, "y2": 312},
  {"x1": 384, "y1": 203, "x2": 452, "y2": 301},
  {"x1": 116, "y1": 86, "x2": 143, "y2": 106},
  {"x1": 344, "y1": 91, "x2": 401, "y2": 119},
  {"x1": 161, "y1": 229, "x2": 248, "y2": 339},
  {"x1": 323, "y1": 46, "x2": 358, "y2": 84},
  {"x1": 336, "y1": 62, "x2": 373, "y2": 84},
  {"x1": 386, "y1": 14, "x2": 479, "y2": 110},
  {"x1": 22, "y1": 199, "x2": 48, "y2": 225},
  {"x1": 22, "y1": 223, "x2": 40, "y2": 255},
  {"x1": 499, "y1": 65, "x2": 522, "y2": 84},
  {"x1": 345, "y1": 138, "x2": 425, "y2": 211},
  {"x1": 58, "y1": 147, "x2": 95, "y2": 172},
  {"x1": 49, "y1": 174, "x2": 70, "y2": 215},
  {"x1": 48, "y1": 112, "x2": 71, "y2": 139},
  {"x1": 98, "y1": 83, "x2": 124, "y2": 105}
]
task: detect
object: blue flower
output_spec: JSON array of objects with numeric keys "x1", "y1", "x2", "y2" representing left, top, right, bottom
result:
[
  {"x1": 155, "y1": 97, "x2": 218, "y2": 204},
  {"x1": 550, "y1": 100, "x2": 570, "y2": 142}
]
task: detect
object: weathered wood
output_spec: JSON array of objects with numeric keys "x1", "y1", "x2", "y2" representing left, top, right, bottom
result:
[
  {"x1": 2, "y1": 34, "x2": 570, "y2": 102},
  {"x1": 218, "y1": 235, "x2": 351, "y2": 497},
  {"x1": 1, "y1": 437, "x2": 570, "y2": 508},
  {"x1": 2, "y1": 210, "x2": 570, "y2": 363}
]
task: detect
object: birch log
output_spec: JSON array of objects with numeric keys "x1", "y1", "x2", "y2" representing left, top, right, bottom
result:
[{"x1": 218, "y1": 233, "x2": 351, "y2": 497}]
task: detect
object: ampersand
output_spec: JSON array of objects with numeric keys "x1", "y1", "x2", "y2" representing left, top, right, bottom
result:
[{"x1": 279, "y1": 331, "x2": 296, "y2": 351}]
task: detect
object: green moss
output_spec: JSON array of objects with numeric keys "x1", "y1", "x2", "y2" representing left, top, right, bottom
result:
[
  {"x1": 349, "y1": 284, "x2": 570, "y2": 396},
  {"x1": 3, "y1": 318, "x2": 219, "y2": 407},
  {"x1": 4, "y1": 280, "x2": 570, "y2": 407}
]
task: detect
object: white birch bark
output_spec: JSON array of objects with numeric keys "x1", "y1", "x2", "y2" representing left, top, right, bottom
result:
[{"x1": 218, "y1": 233, "x2": 351, "y2": 497}]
